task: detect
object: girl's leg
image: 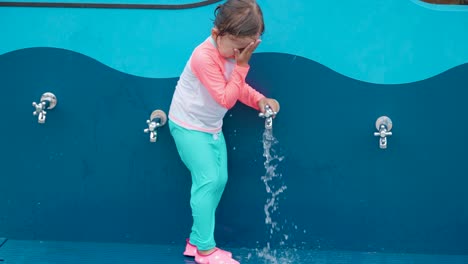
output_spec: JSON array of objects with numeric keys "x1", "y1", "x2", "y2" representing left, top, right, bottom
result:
[{"x1": 169, "y1": 120, "x2": 228, "y2": 251}]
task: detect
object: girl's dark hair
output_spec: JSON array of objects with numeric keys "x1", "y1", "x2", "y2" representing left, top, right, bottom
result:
[{"x1": 214, "y1": 0, "x2": 265, "y2": 37}]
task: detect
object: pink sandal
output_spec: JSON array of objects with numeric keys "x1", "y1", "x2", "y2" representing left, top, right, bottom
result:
[
  {"x1": 183, "y1": 239, "x2": 232, "y2": 258},
  {"x1": 194, "y1": 248, "x2": 240, "y2": 264},
  {"x1": 183, "y1": 239, "x2": 198, "y2": 257}
]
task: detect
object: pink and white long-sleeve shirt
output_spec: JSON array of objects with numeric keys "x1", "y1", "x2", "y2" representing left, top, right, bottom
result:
[{"x1": 169, "y1": 37, "x2": 265, "y2": 133}]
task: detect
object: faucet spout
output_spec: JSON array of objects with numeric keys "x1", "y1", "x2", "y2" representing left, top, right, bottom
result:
[
  {"x1": 38, "y1": 111, "x2": 46, "y2": 124},
  {"x1": 265, "y1": 117, "x2": 273, "y2": 129},
  {"x1": 150, "y1": 131, "x2": 157, "y2": 143}
]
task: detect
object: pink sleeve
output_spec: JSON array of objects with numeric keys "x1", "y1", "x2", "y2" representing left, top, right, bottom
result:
[
  {"x1": 238, "y1": 83, "x2": 265, "y2": 111},
  {"x1": 191, "y1": 49, "x2": 248, "y2": 109}
]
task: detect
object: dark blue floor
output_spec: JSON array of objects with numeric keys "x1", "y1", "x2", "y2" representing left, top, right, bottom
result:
[{"x1": 1, "y1": 239, "x2": 468, "y2": 264}]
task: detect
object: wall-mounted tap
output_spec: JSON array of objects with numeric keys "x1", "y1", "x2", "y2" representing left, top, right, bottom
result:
[
  {"x1": 374, "y1": 116, "x2": 393, "y2": 149},
  {"x1": 32, "y1": 92, "x2": 57, "y2": 124},
  {"x1": 258, "y1": 105, "x2": 277, "y2": 129},
  {"x1": 144, "y1": 109, "x2": 167, "y2": 142}
]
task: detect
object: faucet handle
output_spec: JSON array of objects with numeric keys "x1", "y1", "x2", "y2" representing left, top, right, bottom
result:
[
  {"x1": 374, "y1": 127, "x2": 392, "y2": 138},
  {"x1": 32, "y1": 101, "x2": 45, "y2": 115},
  {"x1": 144, "y1": 119, "x2": 157, "y2": 133},
  {"x1": 259, "y1": 105, "x2": 277, "y2": 118}
]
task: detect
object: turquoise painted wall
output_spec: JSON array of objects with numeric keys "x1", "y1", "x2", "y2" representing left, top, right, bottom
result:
[
  {"x1": 1, "y1": 0, "x2": 467, "y2": 83},
  {"x1": 0, "y1": 0, "x2": 468, "y2": 256}
]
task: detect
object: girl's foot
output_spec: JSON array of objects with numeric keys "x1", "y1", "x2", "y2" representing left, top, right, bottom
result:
[
  {"x1": 183, "y1": 239, "x2": 232, "y2": 258},
  {"x1": 195, "y1": 248, "x2": 239, "y2": 264}
]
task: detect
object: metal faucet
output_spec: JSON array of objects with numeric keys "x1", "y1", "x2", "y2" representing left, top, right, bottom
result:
[
  {"x1": 258, "y1": 105, "x2": 277, "y2": 129},
  {"x1": 373, "y1": 116, "x2": 393, "y2": 149},
  {"x1": 32, "y1": 92, "x2": 57, "y2": 124},
  {"x1": 144, "y1": 110, "x2": 167, "y2": 142}
]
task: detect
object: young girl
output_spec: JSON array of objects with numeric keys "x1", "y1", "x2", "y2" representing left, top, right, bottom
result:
[{"x1": 168, "y1": 0, "x2": 280, "y2": 263}]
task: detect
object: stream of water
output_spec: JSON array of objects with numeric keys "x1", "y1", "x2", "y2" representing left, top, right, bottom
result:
[{"x1": 255, "y1": 128, "x2": 298, "y2": 264}]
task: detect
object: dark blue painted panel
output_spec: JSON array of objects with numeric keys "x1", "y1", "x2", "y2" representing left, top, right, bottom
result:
[
  {"x1": 0, "y1": 48, "x2": 192, "y2": 245},
  {"x1": 0, "y1": 48, "x2": 467, "y2": 256}
]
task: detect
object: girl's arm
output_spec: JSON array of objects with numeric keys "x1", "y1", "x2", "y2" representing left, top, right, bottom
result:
[
  {"x1": 191, "y1": 51, "x2": 247, "y2": 109},
  {"x1": 238, "y1": 83, "x2": 265, "y2": 111}
]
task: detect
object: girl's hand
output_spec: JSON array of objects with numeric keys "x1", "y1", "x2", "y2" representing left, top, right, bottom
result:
[
  {"x1": 234, "y1": 39, "x2": 261, "y2": 67},
  {"x1": 258, "y1": 98, "x2": 280, "y2": 116}
]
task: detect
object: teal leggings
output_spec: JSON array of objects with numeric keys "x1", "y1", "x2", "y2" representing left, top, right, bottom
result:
[{"x1": 169, "y1": 120, "x2": 228, "y2": 250}]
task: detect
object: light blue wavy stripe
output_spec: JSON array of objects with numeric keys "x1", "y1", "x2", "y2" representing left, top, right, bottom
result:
[{"x1": 0, "y1": 0, "x2": 467, "y2": 84}]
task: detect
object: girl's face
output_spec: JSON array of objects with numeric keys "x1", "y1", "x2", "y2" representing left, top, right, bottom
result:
[{"x1": 212, "y1": 28, "x2": 259, "y2": 59}]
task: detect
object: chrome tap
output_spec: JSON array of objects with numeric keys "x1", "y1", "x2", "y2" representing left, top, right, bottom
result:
[
  {"x1": 32, "y1": 92, "x2": 57, "y2": 124},
  {"x1": 144, "y1": 110, "x2": 167, "y2": 142},
  {"x1": 259, "y1": 105, "x2": 277, "y2": 129},
  {"x1": 374, "y1": 116, "x2": 393, "y2": 149}
]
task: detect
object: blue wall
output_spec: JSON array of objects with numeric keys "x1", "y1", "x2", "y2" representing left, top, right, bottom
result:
[{"x1": 1, "y1": 0, "x2": 468, "y2": 256}]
